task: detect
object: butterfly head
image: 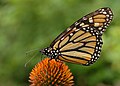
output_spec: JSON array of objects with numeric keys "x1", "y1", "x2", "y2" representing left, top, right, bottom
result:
[
  {"x1": 40, "y1": 47, "x2": 51, "y2": 56},
  {"x1": 40, "y1": 47, "x2": 60, "y2": 59}
]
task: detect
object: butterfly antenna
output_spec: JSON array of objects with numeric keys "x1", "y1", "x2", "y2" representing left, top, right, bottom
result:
[
  {"x1": 25, "y1": 48, "x2": 40, "y2": 56},
  {"x1": 24, "y1": 51, "x2": 39, "y2": 67}
]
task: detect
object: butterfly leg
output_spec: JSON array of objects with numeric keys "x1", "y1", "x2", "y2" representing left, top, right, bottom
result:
[{"x1": 48, "y1": 58, "x2": 53, "y2": 62}]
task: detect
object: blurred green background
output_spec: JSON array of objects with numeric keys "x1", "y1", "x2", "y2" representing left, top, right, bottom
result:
[{"x1": 0, "y1": 0, "x2": 120, "y2": 86}]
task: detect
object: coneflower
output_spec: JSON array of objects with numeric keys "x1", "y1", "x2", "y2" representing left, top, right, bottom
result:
[{"x1": 29, "y1": 58, "x2": 74, "y2": 86}]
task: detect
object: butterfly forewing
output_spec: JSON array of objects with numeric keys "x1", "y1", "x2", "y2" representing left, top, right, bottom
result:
[
  {"x1": 41, "y1": 7, "x2": 113, "y2": 66},
  {"x1": 70, "y1": 7, "x2": 113, "y2": 35}
]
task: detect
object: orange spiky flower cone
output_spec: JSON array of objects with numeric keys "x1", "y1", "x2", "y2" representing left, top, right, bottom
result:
[{"x1": 29, "y1": 58, "x2": 74, "y2": 86}]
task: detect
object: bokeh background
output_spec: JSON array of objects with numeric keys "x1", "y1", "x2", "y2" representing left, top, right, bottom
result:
[{"x1": 0, "y1": 0, "x2": 120, "y2": 86}]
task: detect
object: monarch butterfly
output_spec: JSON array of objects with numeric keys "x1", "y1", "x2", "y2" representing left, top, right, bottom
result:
[{"x1": 40, "y1": 7, "x2": 113, "y2": 66}]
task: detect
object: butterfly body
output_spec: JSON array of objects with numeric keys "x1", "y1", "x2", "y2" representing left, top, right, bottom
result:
[{"x1": 40, "y1": 7, "x2": 113, "y2": 66}]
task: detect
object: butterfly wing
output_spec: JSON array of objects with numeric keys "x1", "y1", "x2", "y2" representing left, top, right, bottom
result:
[
  {"x1": 70, "y1": 7, "x2": 113, "y2": 35},
  {"x1": 50, "y1": 7, "x2": 113, "y2": 47},
  {"x1": 58, "y1": 29, "x2": 102, "y2": 65},
  {"x1": 50, "y1": 7, "x2": 113, "y2": 65}
]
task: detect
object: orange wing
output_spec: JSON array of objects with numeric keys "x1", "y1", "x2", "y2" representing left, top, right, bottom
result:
[
  {"x1": 50, "y1": 7, "x2": 113, "y2": 47},
  {"x1": 58, "y1": 29, "x2": 102, "y2": 65},
  {"x1": 49, "y1": 7, "x2": 113, "y2": 65}
]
